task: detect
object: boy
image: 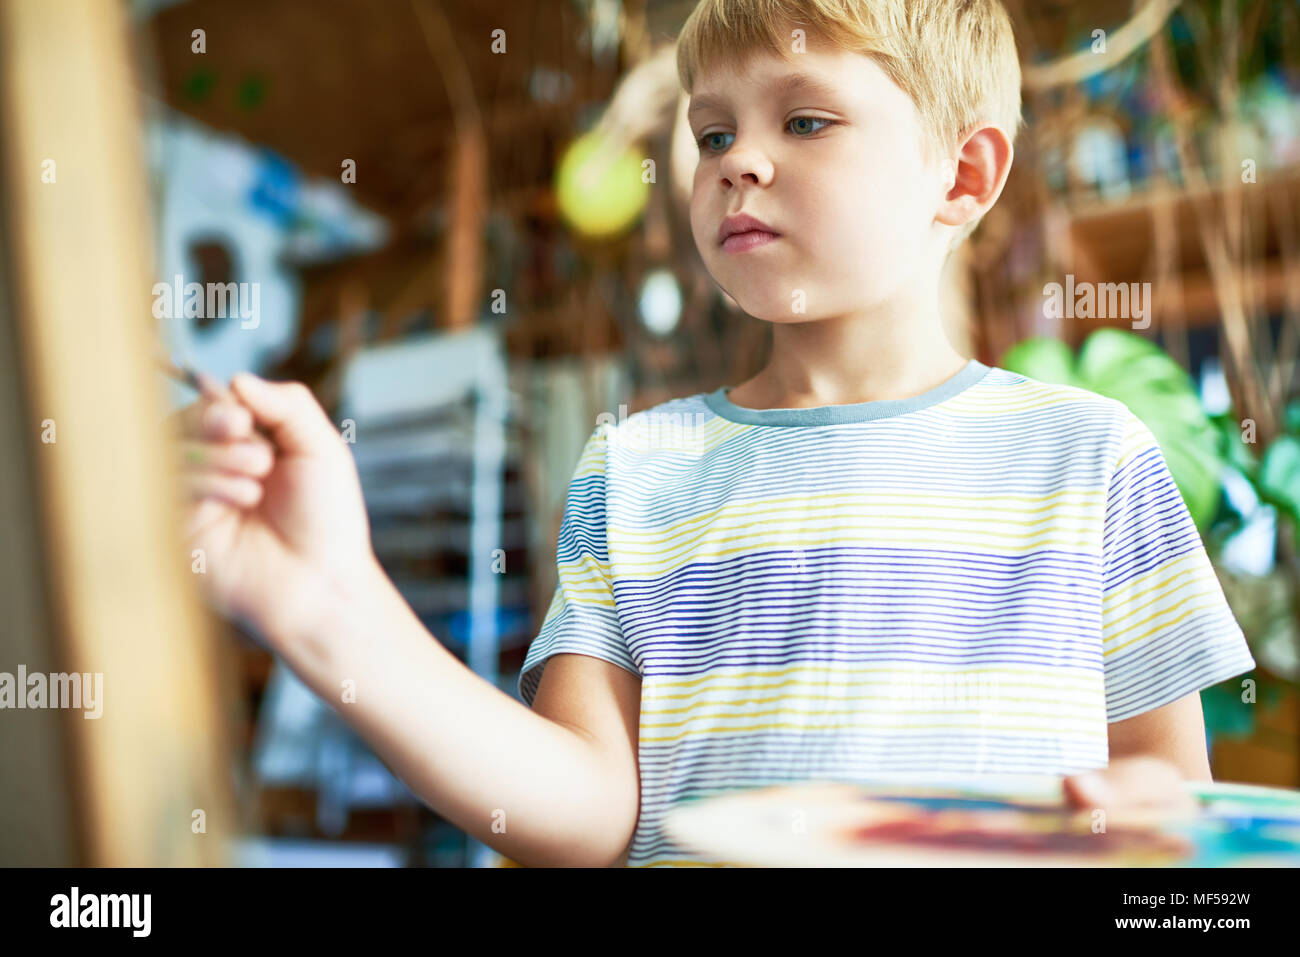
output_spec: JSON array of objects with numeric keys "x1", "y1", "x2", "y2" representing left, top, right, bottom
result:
[{"x1": 179, "y1": 0, "x2": 1255, "y2": 867}]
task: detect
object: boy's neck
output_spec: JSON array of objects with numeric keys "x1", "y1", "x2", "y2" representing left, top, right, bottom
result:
[{"x1": 726, "y1": 301, "x2": 968, "y2": 411}]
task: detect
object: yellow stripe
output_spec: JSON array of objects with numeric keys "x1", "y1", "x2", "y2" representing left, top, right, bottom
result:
[
  {"x1": 1112, "y1": 419, "x2": 1156, "y2": 472},
  {"x1": 1102, "y1": 566, "x2": 1218, "y2": 634},
  {"x1": 642, "y1": 663, "x2": 1100, "y2": 694},
  {"x1": 639, "y1": 718, "x2": 1109, "y2": 744},
  {"x1": 612, "y1": 529, "x2": 1098, "y2": 578},
  {"x1": 643, "y1": 698, "x2": 1102, "y2": 725},
  {"x1": 553, "y1": 573, "x2": 613, "y2": 594},
  {"x1": 545, "y1": 591, "x2": 615, "y2": 612},
  {"x1": 644, "y1": 687, "x2": 1102, "y2": 711},
  {"x1": 1103, "y1": 595, "x2": 1227, "y2": 657},
  {"x1": 1101, "y1": 551, "x2": 1206, "y2": 610},
  {"x1": 944, "y1": 395, "x2": 1103, "y2": 416},
  {"x1": 609, "y1": 488, "x2": 1103, "y2": 545},
  {"x1": 640, "y1": 703, "x2": 1103, "y2": 727},
  {"x1": 643, "y1": 675, "x2": 1100, "y2": 704},
  {"x1": 612, "y1": 508, "x2": 1101, "y2": 549},
  {"x1": 611, "y1": 513, "x2": 1101, "y2": 558}
]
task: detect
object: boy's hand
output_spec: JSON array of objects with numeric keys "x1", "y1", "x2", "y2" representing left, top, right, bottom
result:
[
  {"x1": 1062, "y1": 755, "x2": 1199, "y2": 820},
  {"x1": 172, "y1": 373, "x2": 381, "y2": 646}
]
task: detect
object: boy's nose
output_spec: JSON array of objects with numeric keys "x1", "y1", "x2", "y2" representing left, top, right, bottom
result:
[{"x1": 719, "y1": 147, "x2": 773, "y2": 189}]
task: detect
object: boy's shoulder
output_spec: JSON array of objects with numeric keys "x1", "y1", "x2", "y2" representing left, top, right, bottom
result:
[
  {"x1": 977, "y1": 365, "x2": 1144, "y2": 473},
  {"x1": 978, "y1": 364, "x2": 1132, "y2": 422}
]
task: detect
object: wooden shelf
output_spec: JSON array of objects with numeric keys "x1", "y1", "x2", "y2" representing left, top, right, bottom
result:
[{"x1": 1062, "y1": 165, "x2": 1300, "y2": 329}]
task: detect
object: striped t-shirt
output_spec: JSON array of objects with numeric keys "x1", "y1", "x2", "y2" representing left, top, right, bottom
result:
[{"x1": 517, "y1": 358, "x2": 1255, "y2": 867}]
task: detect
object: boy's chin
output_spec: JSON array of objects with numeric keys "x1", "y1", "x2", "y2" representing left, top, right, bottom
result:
[
  {"x1": 711, "y1": 280, "x2": 805, "y2": 321},
  {"x1": 727, "y1": 296, "x2": 827, "y2": 324}
]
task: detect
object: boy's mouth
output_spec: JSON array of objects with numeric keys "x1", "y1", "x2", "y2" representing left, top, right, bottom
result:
[
  {"x1": 718, "y1": 212, "x2": 781, "y2": 253},
  {"x1": 721, "y1": 230, "x2": 781, "y2": 254}
]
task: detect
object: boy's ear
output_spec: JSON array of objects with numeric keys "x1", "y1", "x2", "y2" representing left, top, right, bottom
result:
[{"x1": 935, "y1": 124, "x2": 1014, "y2": 229}]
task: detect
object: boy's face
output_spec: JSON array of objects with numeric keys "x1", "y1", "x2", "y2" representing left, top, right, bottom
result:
[{"x1": 687, "y1": 45, "x2": 948, "y2": 323}]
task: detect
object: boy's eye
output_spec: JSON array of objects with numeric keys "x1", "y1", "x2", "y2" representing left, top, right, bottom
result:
[
  {"x1": 695, "y1": 116, "x2": 834, "y2": 154},
  {"x1": 788, "y1": 116, "x2": 831, "y2": 136},
  {"x1": 697, "y1": 131, "x2": 734, "y2": 153}
]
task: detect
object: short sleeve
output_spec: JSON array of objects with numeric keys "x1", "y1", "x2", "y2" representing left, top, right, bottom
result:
[
  {"x1": 517, "y1": 425, "x2": 639, "y2": 707},
  {"x1": 1101, "y1": 409, "x2": 1255, "y2": 723}
]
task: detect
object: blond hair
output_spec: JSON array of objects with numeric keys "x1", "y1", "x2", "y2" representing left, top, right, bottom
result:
[{"x1": 676, "y1": 0, "x2": 1023, "y2": 244}]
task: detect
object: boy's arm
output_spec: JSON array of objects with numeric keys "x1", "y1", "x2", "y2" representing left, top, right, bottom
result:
[
  {"x1": 1062, "y1": 692, "x2": 1213, "y2": 814},
  {"x1": 270, "y1": 560, "x2": 641, "y2": 867},
  {"x1": 529, "y1": 652, "x2": 642, "y2": 864},
  {"x1": 1106, "y1": 691, "x2": 1212, "y2": 781},
  {"x1": 1069, "y1": 407, "x2": 1254, "y2": 813}
]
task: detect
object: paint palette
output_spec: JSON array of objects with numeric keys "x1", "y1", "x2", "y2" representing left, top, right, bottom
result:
[
  {"x1": 662, "y1": 776, "x2": 1300, "y2": 868},
  {"x1": 1177, "y1": 780, "x2": 1300, "y2": 867}
]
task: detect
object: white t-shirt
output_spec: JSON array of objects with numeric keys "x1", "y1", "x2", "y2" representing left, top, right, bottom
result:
[{"x1": 519, "y1": 359, "x2": 1255, "y2": 866}]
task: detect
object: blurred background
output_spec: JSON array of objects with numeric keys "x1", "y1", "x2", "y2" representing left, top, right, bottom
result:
[{"x1": 0, "y1": 0, "x2": 1298, "y2": 866}]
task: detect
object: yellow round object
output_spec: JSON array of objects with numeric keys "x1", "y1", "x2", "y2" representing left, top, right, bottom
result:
[{"x1": 554, "y1": 130, "x2": 651, "y2": 239}]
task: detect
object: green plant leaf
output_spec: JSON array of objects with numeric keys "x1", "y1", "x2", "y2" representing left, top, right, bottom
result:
[
  {"x1": 1160, "y1": 437, "x2": 1223, "y2": 531},
  {"x1": 999, "y1": 338, "x2": 1075, "y2": 386},
  {"x1": 1212, "y1": 413, "x2": 1260, "y2": 478},
  {"x1": 1077, "y1": 328, "x2": 1168, "y2": 396},
  {"x1": 1200, "y1": 679, "x2": 1256, "y2": 738},
  {"x1": 1258, "y1": 435, "x2": 1300, "y2": 530}
]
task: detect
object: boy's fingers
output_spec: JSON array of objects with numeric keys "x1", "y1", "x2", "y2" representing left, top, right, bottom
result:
[
  {"x1": 203, "y1": 402, "x2": 255, "y2": 440},
  {"x1": 169, "y1": 398, "x2": 254, "y2": 442},
  {"x1": 184, "y1": 471, "x2": 264, "y2": 509},
  {"x1": 1062, "y1": 771, "x2": 1113, "y2": 810},
  {"x1": 230, "y1": 374, "x2": 336, "y2": 455},
  {"x1": 1063, "y1": 757, "x2": 1196, "y2": 816},
  {"x1": 183, "y1": 496, "x2": 230, "y2": 541},
  {"x1": 180, "y1": 438, "x2": 275, "y2": 478}
]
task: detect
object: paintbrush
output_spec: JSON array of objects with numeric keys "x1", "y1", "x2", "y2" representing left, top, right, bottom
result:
[
  {"x1": 155, "y1": 352, "x2": 272, "y2": 435},
  {"x1": 154, "y1": 352, "x2": 231, "y2": 400}
]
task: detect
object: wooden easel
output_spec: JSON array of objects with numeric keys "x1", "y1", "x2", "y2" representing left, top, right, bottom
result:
[{"x1": 0, "y1": 0, "x2": 234, "y2": 865}]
